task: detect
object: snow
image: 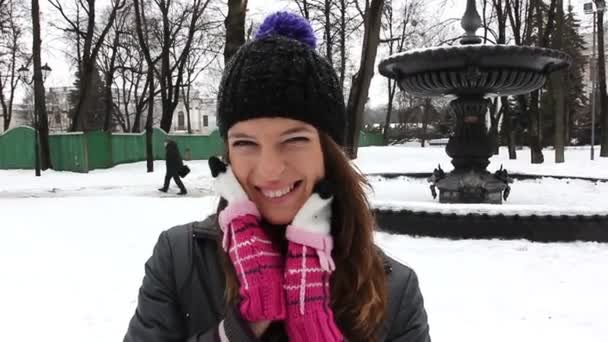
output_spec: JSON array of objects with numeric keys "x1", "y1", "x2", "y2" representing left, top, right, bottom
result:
[
  {"x1": 369, "y1": 176, "x2": 608, "y2": 216},
  {"x1": 355, "y1": 145, "x2": 608, "y2": 179},
  {"x1": 0, "y1": 161, "x2": 214, "y2": 197},
  {"x1": 1, "y1": 145, "x2": 607, "y2": 341},
  {"x1": 0, "y1": 196, "x2": 217, "y2": 342},
  {"x1": 356, "y1": 145, "x2": 608, "y2": 215},
  {"x1": 376, "y1": 233, "x2": 608, "y2": 342}
]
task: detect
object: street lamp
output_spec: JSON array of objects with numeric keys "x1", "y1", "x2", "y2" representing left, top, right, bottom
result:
[
  {"x1": 41, "y1": 63, "x2": 52, "y2": 82},
  {"x1": 17, "y1": 63, "x2": 51, "y2": 176}
]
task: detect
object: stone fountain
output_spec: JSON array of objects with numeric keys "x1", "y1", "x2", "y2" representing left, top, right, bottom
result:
[{"x1": 378, "y1": 0, "x2": 571, "y2": 204}]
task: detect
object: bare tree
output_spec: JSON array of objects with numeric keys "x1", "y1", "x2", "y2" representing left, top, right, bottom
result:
[
  {"x1": 0, "y1": 0, "x2": 25, "y2": 131},
  {"x1": 99, "y1": 5, "x2": 131, "y2": 132},
  {"x1": 505, "y1": 0, "x2": 535, "y2": 160},
  {"x1": 551, "y1": 0, "x2": 565, "y2": 162},
  {"x1": 485, "y1": 0, "x2": 509, "y2": 156},
  {"x1": 292, "y1": 0, "x2": 364, "y2": 89},
  {"x1": 132, "y1": 0, "x2": 215, "y2": 133},
  {"x1": 224, "y1": 0, "x2": 248, "y2": 63},
  {"x1": 49, "y1": 0, "x2": 126, "y2": 131},
  {"x1": 594, "y1": 0, "x2": 608, "y2": 156},
  {"x1": 110, "y1": 14, "x2": 152, "y2": 133},
  {"x1": 380, "y1": 0, "x2": 422, "y2": 144},
  {"x1": 520, "y1": 0, "x2": 558, "y2": 164},
  {"x1": 344, "y1": 0, "x2": 385, "y2": 158},
  {"x1": 145, "y1": 67, "x2": 154, "y2": 172},
  {"x1": 183, "y1": 41, "x2": 221, "y2": 133},
  {"x1": 31, "y1": 0, "x2": 51, "y2": 169}
]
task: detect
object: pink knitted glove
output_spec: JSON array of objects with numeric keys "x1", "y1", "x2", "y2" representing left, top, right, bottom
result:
[
  {"x1": 284, "y1": 180, "x2": 344, "y2": 342},
  {"x1": 209, "y1": 157, "x2": 286, "y2": 322}
]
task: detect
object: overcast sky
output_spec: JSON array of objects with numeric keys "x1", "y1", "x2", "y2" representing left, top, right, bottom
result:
[
  {"x1": 30, "y1": 0, "x2": 595, "y2": 108},
  {"x1": 37, "y1": 0, "x2": 464, "y2": 89}
]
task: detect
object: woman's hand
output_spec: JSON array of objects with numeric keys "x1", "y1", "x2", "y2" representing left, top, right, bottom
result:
[
  {"x1": 208, "y1": 156, "x2": 248, "y2": 203},
  {"x1": 208, "y1": 157, "x2": 286, "y2": 323},
  {"x1": 286, "y1": 180, "x2": 335, "y2": 272},
  {"x1": 283, "y1": 180, "x2": 344, "y2": 342}
]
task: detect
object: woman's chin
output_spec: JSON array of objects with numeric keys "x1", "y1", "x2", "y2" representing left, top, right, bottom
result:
[{"x1": 260, "y1": 209, "x2": 296, "y2": 226}]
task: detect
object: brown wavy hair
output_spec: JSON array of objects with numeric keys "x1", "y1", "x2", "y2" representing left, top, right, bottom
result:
[{"x1": 216, "y1": 132, "x2": 387, "y2": 341}]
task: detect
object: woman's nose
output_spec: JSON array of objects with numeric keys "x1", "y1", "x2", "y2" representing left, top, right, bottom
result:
[{"x1": 256, "y1": 147, "x2": 286, "y2": 180}]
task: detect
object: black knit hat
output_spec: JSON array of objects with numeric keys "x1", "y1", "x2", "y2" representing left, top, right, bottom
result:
[{"x1": 216, "y1": 12, "x2": 346, "y2": 145}]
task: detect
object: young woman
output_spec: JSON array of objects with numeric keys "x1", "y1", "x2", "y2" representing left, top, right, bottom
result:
[{"x1": 125, "y1": 12, "x2": 430, "y2": 342}]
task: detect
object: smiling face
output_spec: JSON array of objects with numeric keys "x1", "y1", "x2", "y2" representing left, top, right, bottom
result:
[{"x1": 227, "y1": 117, "x2": 325, "y2": 225}]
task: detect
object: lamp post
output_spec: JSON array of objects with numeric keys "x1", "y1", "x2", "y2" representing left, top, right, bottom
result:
[{"x1": 18, "y1": 63, "x2": 51, "y2": 176}]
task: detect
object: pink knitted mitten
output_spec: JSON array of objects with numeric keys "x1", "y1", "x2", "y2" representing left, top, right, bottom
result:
[
  {"x1": 209, "y1": 157, "x2": 286, "y2": 322},
  {"x1": 284, "y1": 241, "x2": 343, "y2": 342},
  {"x1": 283, "y1": 181, "x2": 344, "y2": 342}
]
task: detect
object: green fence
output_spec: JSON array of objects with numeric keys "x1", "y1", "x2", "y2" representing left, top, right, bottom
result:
[
  {"x1": 0, "y1": 126, "x2": 36, "y2": 169},
  {"x1": 112, "y1": 132, "x2": 146, "y2": 165},
  {"x1": 1, "y1": 127, "x2": 383, "y2": 172},
  {"x1": 49, "y1": 132, "x2": 88, "y2": 172},
  {"x1": 358, "y1": 131, "x2": 384, "y2": 147}
]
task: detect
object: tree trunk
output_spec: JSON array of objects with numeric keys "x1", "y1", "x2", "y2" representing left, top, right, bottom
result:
[
  {"x1": 103, "y1": 33, "x2": 120, "y2": 132},
  {"x1": 131, "y1": 73, "x2": 151, "y2": 133},
  {"x1": 489, "y1": 98, "x2": 502, "y2": 155},
  {"x1": 552, "y1": 0, "x2": 565, "y2": 163},
  {"x1": 185, "y1": 85, "x2": 192, "y2": 134},
  {"x1": 57, "y1": 0, "x2": 122, "y2": 132},
  {"x1": 502, "y1": 96, "x2": 516, "y2": 159},
  {"x1": 324, "y1": 0, "x2": 333, "y2": 64},
  {"x1": 133, "y1": 0, "x2": 207, "y2": 134},
  {"x1": 146, "y1": 68, "x2": 154, "y2": 173},
  {"x1": 529, "y1": 90, "x2": 544, "y2": 163},
  {"x1": 159, "y1": 4, "x2": 172, "y2": 133},
  {"x1": 0, "y1": 28, "x2": 18, "y2": 131},
  {"x1": 489, "y1": 126, "x2": 500, "y2": 154},
  {"x1": 32, "y1": 0, "x2": 51, "y2": 170},
  {"x1": 421, "y1": 98, "x2": 431, "y2": 147},
  {"x1": 224, "y1": 0, "x2": 248, "y2": 63},
  {"x1": 132, "y1": 109, "x2": 143, "y2": 133},
  {"x1": 598, "y1": 7, "x2": 608, "y2": 156},
  {"x1": 344, "y1": 0, "x2": 385, "y2": 158},
  {"x1": 339, "y1": 0, "x2": 346, "y2": 88},
  {"x1": 383, "y1": 80, "x2": 397, "y2": 145},
  {"x1": 0, "y1": 92, "x2": 8, "y2": 131},
  {"x1": 489, "y1": 0, "x2": 507, "y2": 154},
  {"x1": 69, "y1": 0, "x2": 95, "y2": 131}
]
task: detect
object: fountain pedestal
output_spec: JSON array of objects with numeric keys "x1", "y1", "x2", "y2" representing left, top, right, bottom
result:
[{"x1": 436, "y1": 96, "x2": 508, "y2": 203}]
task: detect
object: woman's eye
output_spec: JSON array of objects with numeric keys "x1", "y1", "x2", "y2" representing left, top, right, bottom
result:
[
  {"x1": 285, "y1": 136, "x2": 310, "y2": 144},
  {"x1": 232, "y1": 140, "x2": 256, "y2": 147}
]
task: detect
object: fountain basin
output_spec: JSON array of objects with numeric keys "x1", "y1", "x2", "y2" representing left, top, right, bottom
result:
[{"x1": 379, "y1": 45, "x2": 571, "y2": 97}]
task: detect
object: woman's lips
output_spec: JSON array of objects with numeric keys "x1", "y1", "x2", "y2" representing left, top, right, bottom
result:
[{"x1": 256, "y1": 180, "x2": 302, "y2": 203}]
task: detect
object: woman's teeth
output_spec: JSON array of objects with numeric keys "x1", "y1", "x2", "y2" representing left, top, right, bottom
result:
[{"x1": 261, "y1": 183, "x2": 295, "y2": 199}]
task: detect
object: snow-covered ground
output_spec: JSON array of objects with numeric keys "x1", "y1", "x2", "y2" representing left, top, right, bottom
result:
[
  {"x1": 357, "y1": 145, "x2": 608, "y2": 179},
  {"x1": 1, "y1": 146, "x2": 607, "y2": 341},
  {"x1": 357, "y1": 145, "x2": 608, "y2": 216}
]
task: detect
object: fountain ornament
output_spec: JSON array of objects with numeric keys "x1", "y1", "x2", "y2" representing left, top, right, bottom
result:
[{"x1": 378, "y1": 0, "x2": 571, "y2": 204}]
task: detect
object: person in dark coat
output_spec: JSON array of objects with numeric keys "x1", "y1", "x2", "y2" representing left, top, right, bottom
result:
[
  {"x1": 123, "y1": 217, "x2": 430, "y2": 342},
  {"x1": 126, "y1": 12, "x2": 430, "y2": 342},
  {"x1": 159, "y1": 139, "x2": 187, "y2": 195}
]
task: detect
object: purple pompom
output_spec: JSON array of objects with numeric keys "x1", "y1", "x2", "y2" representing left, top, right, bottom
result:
[{"x1": 255, "y1": 11, "x2": 317, "y2": 49}]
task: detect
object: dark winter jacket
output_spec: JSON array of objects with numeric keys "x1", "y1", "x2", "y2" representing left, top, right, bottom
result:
[
  {"x1": 165, "y1": 141, "x2": 183, "y2": 175},
  {"x1": 124, "y1": 215, "x2": 431, "y2": 342}
]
